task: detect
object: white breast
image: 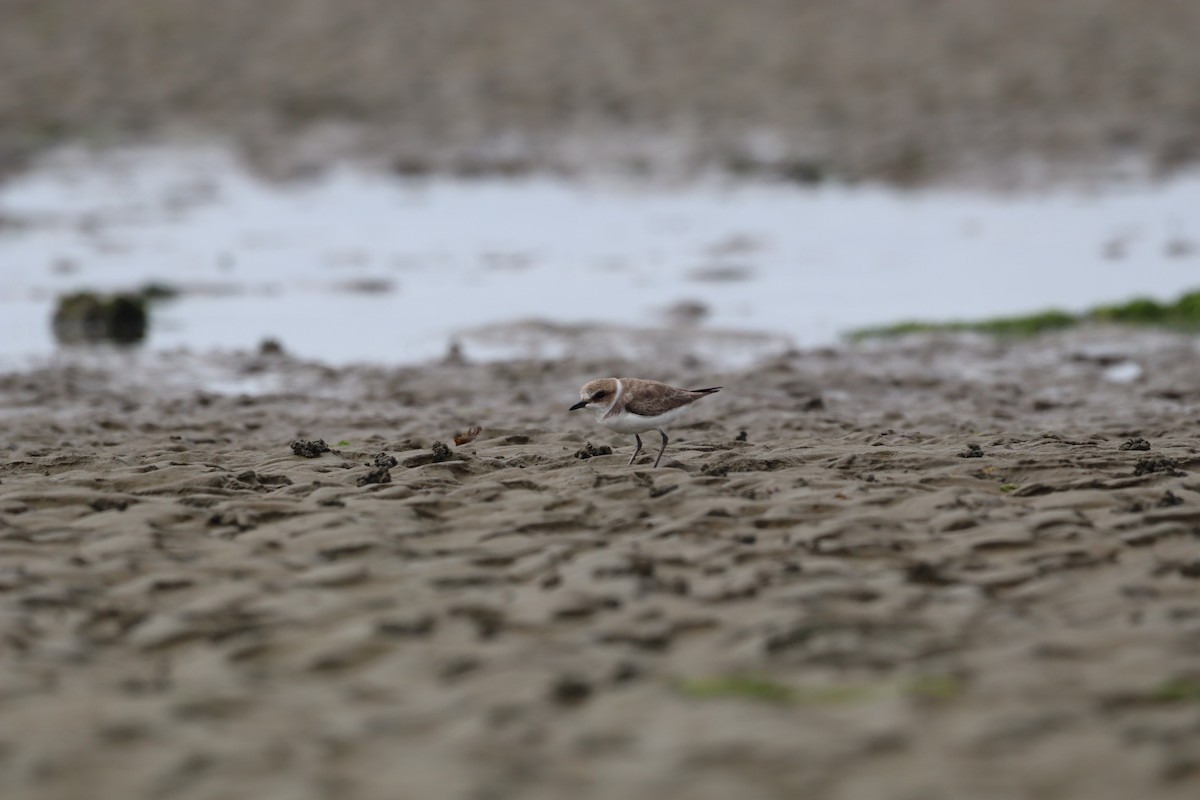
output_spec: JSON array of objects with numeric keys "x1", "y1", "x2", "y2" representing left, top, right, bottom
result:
[{"x1": 601, "y1": 403, "x2": 691, "y2": 434}]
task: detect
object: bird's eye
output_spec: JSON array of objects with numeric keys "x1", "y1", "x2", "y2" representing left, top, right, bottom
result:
[{"x1": 594, "y1": 391, "x2": 607, "y2": 400}]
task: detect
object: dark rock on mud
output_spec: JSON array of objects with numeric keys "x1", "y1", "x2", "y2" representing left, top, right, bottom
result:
[
  {"x1": 959, "y1": 443, "x2": 984, "y2": 458},
  {"x1": 52, "y1": 292, "x2": 148, "y2": 345},
  {"x1": 1120, "y1": 437, "x2": 1152, "y2": 451},
  {"x1": 291, "y1": 440, "x2": 331, "y2": 458},
  {"x1": 258, "y1": 338, "x2": 285, "y2": 356}
]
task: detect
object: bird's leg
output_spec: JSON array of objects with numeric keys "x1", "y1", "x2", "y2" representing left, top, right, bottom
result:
[
  {"x1": 628, "y1": 433, "x2": 643, "y2": 466},
  {"x1": 653, "y1": 429, "x2": 669, "y2": 468}
]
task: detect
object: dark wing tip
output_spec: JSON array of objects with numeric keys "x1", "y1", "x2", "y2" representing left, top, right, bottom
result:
[{"x1": 690, "y1": 386, "x2": 722, "y2": 394}]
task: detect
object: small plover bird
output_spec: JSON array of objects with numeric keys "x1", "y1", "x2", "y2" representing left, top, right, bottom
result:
[{"x1": 570, "y1": 378, "x2": 721, "y2": 467}]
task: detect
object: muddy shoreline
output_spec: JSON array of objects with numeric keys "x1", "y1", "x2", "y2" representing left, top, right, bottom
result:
[{"x1": 1, "y1": 328, "x2": 1198, "y2": 799}]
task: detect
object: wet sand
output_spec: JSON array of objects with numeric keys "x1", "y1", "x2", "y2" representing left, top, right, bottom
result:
[{"x1": 1, "y1": 328, "x2": 1199, "y2": 799}]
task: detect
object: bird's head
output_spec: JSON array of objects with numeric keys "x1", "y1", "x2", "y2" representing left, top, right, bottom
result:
[{"x1": 569, "y1": 378, "x2": 618, "y2": 415}]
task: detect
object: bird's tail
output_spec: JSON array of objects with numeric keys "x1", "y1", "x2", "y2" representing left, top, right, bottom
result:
[{"x1": 690, "y1": 386, "x2": 722, "y2": 395}]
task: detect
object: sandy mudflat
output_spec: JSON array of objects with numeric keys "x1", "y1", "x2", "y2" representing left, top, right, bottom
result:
[{"x1": 1, "y1": 328, "x2": 1199, "y2": 800}]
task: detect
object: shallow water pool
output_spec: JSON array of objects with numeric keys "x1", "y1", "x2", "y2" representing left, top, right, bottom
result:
[{"x1": 1, "y1": 146, "x2": 1197, "y2": 370}]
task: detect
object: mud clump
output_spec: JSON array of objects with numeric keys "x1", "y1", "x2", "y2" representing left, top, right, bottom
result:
[
  {"x1": 401, "y1": 442, "x2": 460, "y2": 468},
  {"x1": 799, "y1": 396, "x2": 826, "y2": 412},
  {"x1": 291, "y1": 440, "x2": 331, "y2": 458},
  {"x1": 906, "y1": 561, "x2": 957, "y2": 586},
  {"x1": 52, "y1": 292, "x2": 147, "y2": 344},
  {"x1": 1120, "y1": 437, "x2": 1152, "y2": 451},
  {"x1": 1133, "y1": 457, "x2": 1184, "y2": 477},
  {"x1": 1127, "y1": 489, "x2": 1185, "y2": 513},
  {"x1": 549, "y1": 675, "x2": 593, "y2": 707},
  {"x1": 1157, "y1": 490, "x2": 1183, "y2": 507},
  {"x1": 356, "y1": 467, "x2": 392, "y2": 486},
  {"x1": 575, "y1": 442, "x2": 613, "y2": 460},
  {"x1": 372, "y1": 452, "x2": 398, "y2": 468},
  {"x1": 958, "y1": 443, "x2": 984, "y2": 458}
]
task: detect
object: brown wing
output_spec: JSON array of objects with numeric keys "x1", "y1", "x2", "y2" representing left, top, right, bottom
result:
[{"x1": 620, "y1": 379, "x2": 719, "y2": 417}]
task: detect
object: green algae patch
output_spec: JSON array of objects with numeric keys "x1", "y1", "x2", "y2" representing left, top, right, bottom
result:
[
  {"x1": 906, "y1": 674, "x2": 967, "y2": 702},
  {"x1": 1104, "y1": 677, "x2": 1200, "y2": 709},
  {"x1": 1148, "y1": 677, "x2": 1200, "y2": 704},
  {"x1": 849, "y1": 289, "x2": 1200, "y2": 341},
  {"x1": 1090, "y1": 291, "x2": 1200, "y2": 327}
]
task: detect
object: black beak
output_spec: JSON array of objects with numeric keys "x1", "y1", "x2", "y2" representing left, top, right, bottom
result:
[{"x1": 569, "y1": 400, "x2": 588, "y2": 411}]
